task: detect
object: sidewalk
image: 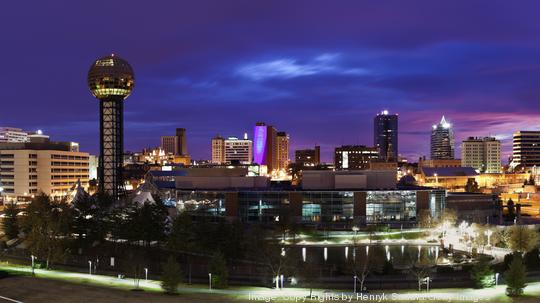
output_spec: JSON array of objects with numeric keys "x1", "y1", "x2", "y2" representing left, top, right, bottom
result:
[{"x1": 2, "y1": 263, "x2": 540, "y2": 301}]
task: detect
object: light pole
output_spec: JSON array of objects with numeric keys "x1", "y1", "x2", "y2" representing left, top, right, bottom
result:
[
  {"x1": 353, "y1": 275, "x2": 357, "y2": 293},
  {"x1": 31, "y1": 255, "x2": 35, "y2": 276},
  {"x1": 144, "y1": 268, "x2": 148, "y2": 281},
  {"x1": 280, "y1": 274, "x2": 284, "y2": 289},
  {"x1": 208, "y1": 273, "x2": 212, "y2": 290},
  {"x1": 88, "y1": 261, "x2": 92, "y2": 275}
]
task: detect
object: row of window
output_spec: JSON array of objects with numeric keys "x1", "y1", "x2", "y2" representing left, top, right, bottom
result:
[
  {"x1": 51, "y1": 155, "x2": 89, "y2": 160},
  {"x1": 51, "y1": 162, "x2": 89, "y2": 167}
]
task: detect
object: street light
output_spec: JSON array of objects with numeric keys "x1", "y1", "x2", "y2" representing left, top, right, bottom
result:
[
  {"x1": 353, "y1": 275, "x2": 357, "y2": 293},
  {"x1": 208, "y1": 273, "x2": 212, "y2": 290},
  {"x1": 88, "y1": 261, "x2": 92, "y2": 275},
  {"x1": 31, "y1": 255, "x2": 35, "y2": 276},
  {"x1": 144, "y1": 268, "x2": 148, "y2": 281}
]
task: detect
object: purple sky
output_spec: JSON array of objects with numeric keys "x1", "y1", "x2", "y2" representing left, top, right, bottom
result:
[{"x1": 2, "y1": 1, "x2": 540, "y2": 162}]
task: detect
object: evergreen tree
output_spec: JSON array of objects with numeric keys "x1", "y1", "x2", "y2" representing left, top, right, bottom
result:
[
  {"x1": 2, "y1": 202, "x2": 19, "y2": 239},
  {"x1": 470, "y1": 259, "x2": 494, "y2": 288},
  {"x1": 505, "y1": 254, "x2": 527, "y2": 296},
  {"x1": 161, "y1": 256, "x2": 183, "y2": 294}
]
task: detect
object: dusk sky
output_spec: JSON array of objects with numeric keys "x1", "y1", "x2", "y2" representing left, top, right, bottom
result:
[{"x1": 2, "y1": 1, "x2": 540, "y2": 162}]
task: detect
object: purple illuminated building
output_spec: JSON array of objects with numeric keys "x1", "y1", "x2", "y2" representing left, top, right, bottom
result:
[
  {"x1": 253, "y1": 122, "x2": 277, "y2": 171},
  {"x1": 254, "y1": 123, "x2": 267, "y2": 164}
]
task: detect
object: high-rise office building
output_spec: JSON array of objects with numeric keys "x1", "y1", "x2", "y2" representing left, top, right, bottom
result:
[
  {"x1": 211, "y1": 135, "x2": 225, "y2": 164},
  {"x1": 225, "y1": 134, "x2": 253, "y2": 164},
  {"x1": 461, "y1": 137, "x2": 501, "y2": 173},
  {"x1": 87, "y1": 54, "x2": 134, "y2": 200},
  {"x1": 374, "y1": 110, "x2": 398, "y2": 162},
  {"x1": 160, "y1": 136, "x2": 178, "y2": 155},
  {"x1": 0, "y1": 139, "x2": 89, "y2": 202},
  {"x1": 295, "y1": 146, "x2": 321, "y2": 167},
  {"x1": 176, "y1": 128, "x2": 188, "y2": 156},
  {"x1": 253, "y1": 122, "x2": 278, "y2": 172},
  {"x1": 511, "y1": 131, "x2": 540, "y2": 169},
  {"x1": 276, "y1": 132, "x2": 290, "y2": 170},
  {"x1": 430, "y1": 116, "x2": 455, "y2": 160},
  {"x1": 334, "y1": 145, "x2": 379, "y2": 170}
]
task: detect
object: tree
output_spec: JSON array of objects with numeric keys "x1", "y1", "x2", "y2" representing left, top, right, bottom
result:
[
  {"x1": 2, "y1": 202, "x2": 19, "y2": 239},
  {"x1": 508, "y1": 225, "x2": 539, "y2": 253},
  {"x1": 418, "y1": 209, "x2": 435, "y2": 229},
  {"x1": 505, "y1": 254, "x2": 527, "y2": 296},
  {"x1": 72, "y1": 193, "x2": 111, "y2": 249},
  {"x1": 167, "y1": 212, "x2": 196, "y2": 252},
  {"x1": 409, "y1": 249, "x2": 436, "y2": 291},
  {"x1": 161, "y1": 256, "x2": 183, "y2": 294},
  {"x1": 470, "y1": 259, "x2": 495, "y2": 288},
  {"x1": 348, "y1": 246, "x2": 384, "y2": 293},
  {"x1": 246, "y1": 226, "x2": 295, "y2": 288},
  {"x1": 297, "y1": 258, "x2": 320, "y2": 297},
  {"x1": 124, "y1": 200, "x2": 168, "y2": 247},
  {"x1": 209, "y1": 251, "x2": 228, "y2": 289},
  {"x1": 440, "y1": 208, "x2": 458, "y2": 227},
  {"x1": 125, "y1": 249, "x2": 146, "y2": 290},
  {"x1": 21, "y1": 194, "x2": 72, "y2": 269}
]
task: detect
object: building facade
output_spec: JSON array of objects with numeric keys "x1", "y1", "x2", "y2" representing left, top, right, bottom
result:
[
  {"x1": 0, "y1": 141, "x2": 89, "y2": 202},
  {"x1": 295, "y1": 146, "x2": 321, "y2": 167},
  {"x1": 224, "y1": 136, "x2": 253, "y2": 164},
  {"x1": 431, "y1": 116, "x2": 455, "y2": 160},
  {"x1": 160, "y1": 136, "x2": 178, "y2": 155},
  {"x1": 374, "y1": 110, "x2": 398, "y2": 162},
  {"x1": 334, "y1": 145, "x2": 379, "y2": 170},
  {"x1": 0, "y1": 127, "x2": 49, "y2": 143},
  {"x1": 144, "y1": 169, "x2": 445, "y2": 226},
  {"x1": 461, "y1": 137, "x2": 501, "y2": 173},
  {"x1": 175, "y1": 128, "x2": 188, "y2": 156},
  {"x1": 211, "y1": 136, "x2": 226, "y2": 164},
  {"x1": 512, "y1": 131, "x2": 540, "y2": 169},
  {"x1": 276, "y1": 131, "x2": 290, "y2": 171},
  {"x1": 253, "y1": 122, "x2": 278, "y2": 172}
]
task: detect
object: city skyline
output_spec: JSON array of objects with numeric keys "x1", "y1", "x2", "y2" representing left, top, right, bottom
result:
[{"x1": 3, "y1": 1, "x2": 540, "y2": 162}]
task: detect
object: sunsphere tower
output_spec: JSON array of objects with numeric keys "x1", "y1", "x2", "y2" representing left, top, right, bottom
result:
[{"x1": 87, "y1": 54, "x2": 134, "y2": 200}]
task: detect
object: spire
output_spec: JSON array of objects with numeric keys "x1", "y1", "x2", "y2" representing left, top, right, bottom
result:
[{"x1": 440, "y1": 116, "x2": 447, "y2": 125}]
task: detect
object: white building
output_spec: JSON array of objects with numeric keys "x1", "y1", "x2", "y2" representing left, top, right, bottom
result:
[
  {"x1": 212, "y1": 134, "x2": 253, "y2": 165},
  {"x1": 461, "y1": 137, "x2": 501, "y2": 173},
  {"x1": 0, "y1": 127, "x2": 29, "y2": 142},
  {"x1": 224, "y1": 135, "x2": 253, "y2": 164}
]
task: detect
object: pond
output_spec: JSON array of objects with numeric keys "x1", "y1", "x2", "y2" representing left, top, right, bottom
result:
[{"x1": 288, "y1": 244, "x2": 451, "y2": 270}]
